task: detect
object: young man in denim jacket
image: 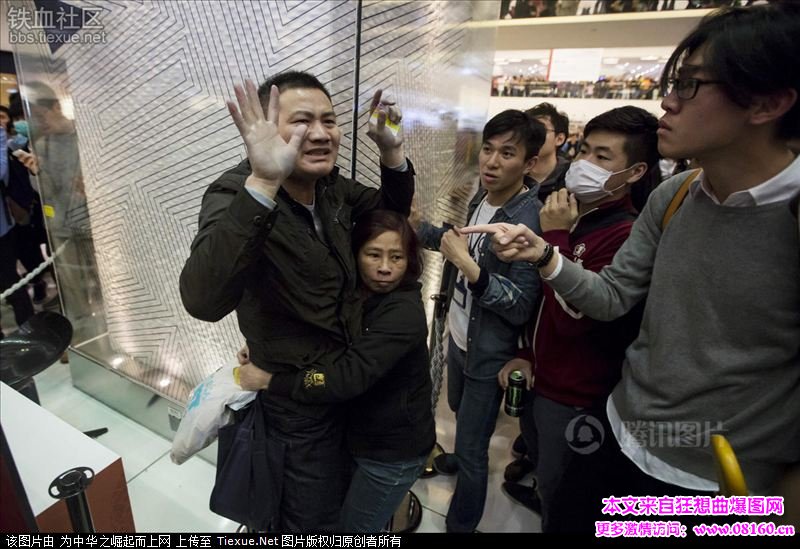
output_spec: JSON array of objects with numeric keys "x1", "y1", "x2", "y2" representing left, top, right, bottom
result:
[{"x1": 416, "y1": 109, "x2": 545, "y2": 532}]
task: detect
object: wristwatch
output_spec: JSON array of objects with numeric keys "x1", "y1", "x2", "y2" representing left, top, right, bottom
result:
[{"x1": 529, "y1": 243, "x2": 554, "y2": 269}]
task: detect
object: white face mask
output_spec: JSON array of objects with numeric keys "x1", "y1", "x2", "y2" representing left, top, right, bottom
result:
[{"x1": 565, "y1": 159, "x2": 632, "y2": 202}]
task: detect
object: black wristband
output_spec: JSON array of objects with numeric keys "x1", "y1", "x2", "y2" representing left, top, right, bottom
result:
[{"x1": 530, "y1": 243, "x2": 554, "y2": 269}]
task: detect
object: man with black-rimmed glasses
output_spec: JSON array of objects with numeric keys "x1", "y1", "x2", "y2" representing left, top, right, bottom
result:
[{"x1": 463, "y1": 3, "x2": 800, "y2": 533}]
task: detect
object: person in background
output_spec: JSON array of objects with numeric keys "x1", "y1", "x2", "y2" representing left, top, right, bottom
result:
[
  {"x1": 18, "y1": 82, "x2": 102, "y2": 341},
  {"x1": 527, "y1": 103, "x2": 571, "y2": 203},
  {"x1": 0, "y1": 124, "x2": 35, "y2": 336},
  {"x1": 5, "y1": 95, "x2": 52, "y2": 305},
  {"x1": 503, "y1": 102, "x2": 572, "y2": 485}
]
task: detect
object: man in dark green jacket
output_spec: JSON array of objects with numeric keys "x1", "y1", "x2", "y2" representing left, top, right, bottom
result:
[{"x1": 179, "y1": 71, "x2": 414, "y2": 532}]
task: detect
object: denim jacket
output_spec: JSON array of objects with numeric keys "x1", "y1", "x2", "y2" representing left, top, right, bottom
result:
[{"x1": 418, "y1": 184, "x2": 543, "y2": 379}]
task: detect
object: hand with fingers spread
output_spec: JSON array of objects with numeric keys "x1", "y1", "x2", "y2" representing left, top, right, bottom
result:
[
  {"x1": 366, "y1": 89, "x2": 405, "y2": 168},
  {"x1": 227, "y1": 80, "x2": 307, "y2": 194},
  {"x1": 460, "y1": 222, "x2": 548, "y2": 264},
  {"x1": 540, "y1": 189, "x2": 579, "y2": 232}
]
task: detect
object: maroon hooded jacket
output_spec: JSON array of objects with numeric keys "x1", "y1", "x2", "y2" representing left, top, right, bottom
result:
[{"x1": 526, "y1": 197, "x2": 645, "y2": 408}]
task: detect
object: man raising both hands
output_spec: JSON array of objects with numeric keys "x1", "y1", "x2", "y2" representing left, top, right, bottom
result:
[{"x1": 180, "y1": 72, "x2": 414, "y2": 532}]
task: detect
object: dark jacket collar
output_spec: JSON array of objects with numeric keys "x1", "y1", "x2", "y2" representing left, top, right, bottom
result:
[
  {"x1": 572, "y1": 195, "x2": 637, "y2": 241},
  {"x1": 363, "y1": 281, "x2": 422, "y2": 309}
]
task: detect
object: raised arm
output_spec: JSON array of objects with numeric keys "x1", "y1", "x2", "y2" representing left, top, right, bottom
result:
[
  {"x1": 348, "y1": 90, "x2": 415, "y2": 218},
  {"x1": 179, "y1": 81, "x2": 303, "y2": 321}
]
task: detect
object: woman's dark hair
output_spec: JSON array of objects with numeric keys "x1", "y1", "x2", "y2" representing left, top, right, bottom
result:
[
  {"x1": 351, "y1": 209, "x2": 423, "y2": 285},
  {"x1": 661, "y1": 2, "x2": 800, "y2": 140}
]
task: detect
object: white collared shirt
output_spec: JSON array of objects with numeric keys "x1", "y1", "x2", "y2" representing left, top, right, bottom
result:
[{"x1": 693, "y1": 154, "x2": 800, "y2": 206}]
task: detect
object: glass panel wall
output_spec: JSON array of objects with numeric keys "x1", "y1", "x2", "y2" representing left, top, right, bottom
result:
[{"x1": 10, "y1": 0, "x2": 497, "y2": 404}]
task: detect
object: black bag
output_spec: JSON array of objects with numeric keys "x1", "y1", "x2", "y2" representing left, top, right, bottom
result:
[{"x1": 209, "y1": 396, "x2": 283, "y2": 531}]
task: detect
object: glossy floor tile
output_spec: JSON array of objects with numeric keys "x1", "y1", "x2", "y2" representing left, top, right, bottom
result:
[{"x1": 22, "y1": 360, "x2": 541, "y2": 533}]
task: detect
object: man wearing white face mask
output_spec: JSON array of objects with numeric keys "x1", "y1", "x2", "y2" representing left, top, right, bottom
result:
[{"x1": 497, "y1": 106, "x2": 659, "y2": 532}]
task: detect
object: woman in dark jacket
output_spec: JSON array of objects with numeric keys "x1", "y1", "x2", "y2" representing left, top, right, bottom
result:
[{"x1": 238, "y1": 209, "x2": 435, "y2": 532}]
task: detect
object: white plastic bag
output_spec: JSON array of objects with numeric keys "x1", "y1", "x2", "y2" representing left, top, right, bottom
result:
[{"x1": 170, "y1": 364, "x2": 257, "y2": 464}]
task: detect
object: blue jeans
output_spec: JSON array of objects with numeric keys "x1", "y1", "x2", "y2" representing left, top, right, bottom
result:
[
  {"x1": 445, "y1": 337, "x2": 504, "y2": 532},
  {"x1": 338, "y1": 455, "x2": 427, "y2": 532}
]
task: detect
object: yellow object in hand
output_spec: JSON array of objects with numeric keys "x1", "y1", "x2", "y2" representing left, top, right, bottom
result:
[{"x1": 233, "y1": 366, "x2": 241, "y2": 387}]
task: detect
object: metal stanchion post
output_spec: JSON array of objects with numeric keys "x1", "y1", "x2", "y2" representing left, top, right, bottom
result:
[{"x1": 49, "y1": 467, "x2": 95, "y2": 533}]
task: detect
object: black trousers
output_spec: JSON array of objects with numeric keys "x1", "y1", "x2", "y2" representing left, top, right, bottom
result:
[
  {"x1": 0, "y1": 228, "x2": 34, "y2": 330},
  {"x1": 14, "y1": 222, "x2": 49, "y2": 286},
  {"x1": 547, "y1": 409, "x2": 720, "y2": 534},
  {"x1": 259, "y1": 393, "x2": 350, "y2": 532}
]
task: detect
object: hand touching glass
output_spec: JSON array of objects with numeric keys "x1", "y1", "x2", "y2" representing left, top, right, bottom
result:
[{"x1": 227, "y1": 80, "x2": 306, "y2": 187}]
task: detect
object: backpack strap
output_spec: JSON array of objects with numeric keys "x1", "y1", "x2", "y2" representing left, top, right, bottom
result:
[{"x1": 662, "y1": 169, "x2": 702, "y2": 232}]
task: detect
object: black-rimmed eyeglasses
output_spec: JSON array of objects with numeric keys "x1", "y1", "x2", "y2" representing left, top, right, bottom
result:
[{"x1": 664, "y1": 77, "x2": 723, "y2": 100}]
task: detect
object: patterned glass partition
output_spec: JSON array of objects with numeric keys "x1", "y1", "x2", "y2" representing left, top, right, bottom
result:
[{"x1": 9, "y1": 0, "x2": 497, "y2": 403}]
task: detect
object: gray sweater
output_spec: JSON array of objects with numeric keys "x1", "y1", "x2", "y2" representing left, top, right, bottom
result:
[{"x1": 549, "y1": 173, "x2": 800, "y2": 492}]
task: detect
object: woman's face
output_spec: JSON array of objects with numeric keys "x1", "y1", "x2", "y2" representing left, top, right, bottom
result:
[{"x1": 358, "y1": 230, "x2": 408, "y2": 294}]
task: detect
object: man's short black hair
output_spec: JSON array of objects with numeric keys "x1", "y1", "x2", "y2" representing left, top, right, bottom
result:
[
  {"x1": 584, "y1": 106, "x2": 660, "y2": 170},
  {"x1": 8, "y1": 93, "x2": 23, "y2": 120},
  {"x1": 257, "y1": 71, "x2": 332, "y2": 111},
  {"x1": 661, "y1": 2, "x2": 800, "y2": 140},
  {"x1": 483, "y1": 110, "x2": 546, "y2": 161},
  {"x1": 584, "y1": 106, "x2": 661, "y2": 212},
  {"x1": 526, "y1": 102, "x2": 569, "y2": 138}
]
